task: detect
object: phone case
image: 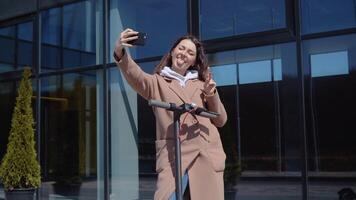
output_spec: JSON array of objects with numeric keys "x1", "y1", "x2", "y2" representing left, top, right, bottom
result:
[{"x1": 128, "y1": 32, "x2": 147, "y2": 46}]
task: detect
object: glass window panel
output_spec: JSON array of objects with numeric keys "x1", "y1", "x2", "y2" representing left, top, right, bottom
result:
[
  {"x1": 18, "y1": 21, "x2": 33, "y2": 41},
  {"x1": 109, "y1": 0, "x2": 187, "y2": 60},
  {"x1": 235, "y1": 59, "x2": 283, "y2": 84},
  {"x1": 137, "y1": 93, "x2": 156, "y2": 176},
  {"x1": 17, "y1": 23, "x2": 33, "y2": 69},
  {"x1": 311, "y1": 51, "x2": 349, "y2": 77},
  {"x1": 63, "y1": 49, "x2": 96, "y2": 68},
  {"x1": 301, "y1": 0, "x2": 356, "y2": 34},
  {"x1": 210, "y1": 64, "x2": 237, "y2": 86},
  {"x1": 0, "y1": 63, "x2": 14, "y2": 73},
  {"x1": 0, "y1": 37, "x2": 15, "y2": 64},
  {"x1": 208, "y1": 43, "x2": 302, "y2": 199},
  {"x1": 41, "y1": 0, "x2": 103, "y2": 72},
  {"x1": 109, "y1": 67, "x2": 140, "y2": 199},
  {"x1": 140, "y1": 61, "x2": 159, "y2": 74},
  {"x1": 273, "y1": 59, "x2": 282, "y2": 81},
  {"x1": 17, "y1": 41, "x2": 33, "y2": 67},
  {"x1": 42, "y1": 8, "x2": 61, "y2": 46},
  {"x1": 206, "y1": 62, "x2": 240, "y2": 196},
  {"x1": 0, "y1": 26, "x2": 15, "y2": 37},
  {"x1": 110, "y1": 60, "x2": 160, "y2": 199},
  {"x1": 239, "y1": 60, "x2": 272, "y2": 84},
  {"x1": 239, "y1": 81, "x2": 276, "y2": 171},
  {"x1": 200, "y1": 0, "x2": 286, "y2": 40},
  {"x1": 0, "y1": 22, "x2": 33, "y2": 74},
  {"x1": 63, "y1": 2, "x2": 94, "y2": 51},
  {"x1": 303, "y1": 34, "x2": 356, "y2": 200},
  {"x1": 39, "y1": 70, "x2": 104, "y2": 199},
  {"x1": 41, "y1": 45, "x2": 61, "y2": 70},
  {"x1": 0, "y1": 81, "x2": 16, "y2": 160}
]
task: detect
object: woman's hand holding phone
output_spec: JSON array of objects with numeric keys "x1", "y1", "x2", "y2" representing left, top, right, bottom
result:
[{"x1": 115, "y1": 28, "x2": 147, "y2": 60}]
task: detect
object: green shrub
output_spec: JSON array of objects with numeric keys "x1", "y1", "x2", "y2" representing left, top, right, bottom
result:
[{"x1": 0, "y1": 68, "x2": 41, "y2": 190}]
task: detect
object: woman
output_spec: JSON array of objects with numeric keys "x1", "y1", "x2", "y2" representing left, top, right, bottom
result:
[{"x1": 114, "y1": 28, "x2": 227, "y2": 200}]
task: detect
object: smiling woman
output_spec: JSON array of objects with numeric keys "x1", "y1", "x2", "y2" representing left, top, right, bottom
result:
[
  {"x1": 114, "y1": 28, "x2": 227, "y2": 200},
  {"x1": 170, "y1": 39, "x2": 197, "y2": 74},
  {"x1": 153, "y1": 35, "x2": 210, "y2": 84}
]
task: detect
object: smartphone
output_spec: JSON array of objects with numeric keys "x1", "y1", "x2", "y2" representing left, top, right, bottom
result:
[{"x1": 128, "y1": 32, "x2": 147, "y2": 46}]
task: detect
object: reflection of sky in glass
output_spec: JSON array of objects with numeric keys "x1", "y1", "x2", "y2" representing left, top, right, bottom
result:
[
  {"x1": 210, "y1": 64, "x2": 237, "y2": 86},
  {"x1": 239, "y1": 60, "x2": 271, "y2": 84},
  {"x1": 200, "y1": 0, "x2": 286, "y2": 39},
  {"x1": 311, "y1": 51, "x2": 349, "y2": 78},
  {"x1": 273, "y1": 59, "x2": 282, "y2": 81},
  {"x1": 0, "y1": 63, "x2": 13, "y2": 73},
  {"x1": 0, "y1": 26, "x2": 15, "y2": 37},
  {"x1": 18, "y1": 22, "x2": 33, "y2": 41},
  {"x1": 63, "y1": 1, "x2": 96, "y2": 52},
  {"x1": 42, "y1": 72, "x2": 97, "y2": 93},
  {"x1": 139, "y1": 61, "x2": 159, "y2": 74},
  {"x1": 301, "y1": 0, "x2": 356, "y2": 34},
  {"x1": 41, "y1": 8, "x2": 61, "y2": 46},
  {"x1": 211, "y1": 59, "x2": 283, "y2": 86},
  {"x1": 110, "y1": 0, "x2": 187, "y2": 59}
]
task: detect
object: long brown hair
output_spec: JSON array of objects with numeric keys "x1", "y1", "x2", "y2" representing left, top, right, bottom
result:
[{"x1": 154, "y1": 35, "x2": 209, "y2": 81}]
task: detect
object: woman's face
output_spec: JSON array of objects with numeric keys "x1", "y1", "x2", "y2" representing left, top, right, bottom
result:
[{"x1": 171, "y1": 39, "x2": 197, "y2": 76}]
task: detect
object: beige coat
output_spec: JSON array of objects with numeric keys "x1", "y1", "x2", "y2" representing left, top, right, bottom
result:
[{"x1": 116, "y1": 50, "x2": 227, "y2": 200}]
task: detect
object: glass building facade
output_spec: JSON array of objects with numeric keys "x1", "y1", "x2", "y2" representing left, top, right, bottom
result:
[{"x1": 0, "y1": 0, "x2": 355, "y2": 199}]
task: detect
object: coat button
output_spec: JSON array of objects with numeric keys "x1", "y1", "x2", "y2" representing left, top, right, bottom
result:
[{"x1": 192, "y1": 119, "x2": 198, "y2": 124}]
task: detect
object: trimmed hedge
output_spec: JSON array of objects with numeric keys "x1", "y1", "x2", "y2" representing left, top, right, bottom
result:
[{"x1": 0, "y1": 68, "x2": 41, "y2": 190}]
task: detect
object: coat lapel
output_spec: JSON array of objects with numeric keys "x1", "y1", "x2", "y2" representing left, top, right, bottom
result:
[
  {"x1": 187, "y1": 79, "x2": 200, "y2": 101},
  {"x1": 162, "y1": 76, "x2": 201, "y2": 104},
  {"x1": 168, "y1": 81, "x2": 191, "y2": 103}
]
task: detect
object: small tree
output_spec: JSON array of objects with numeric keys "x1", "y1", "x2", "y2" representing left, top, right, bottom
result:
[{"x1": 0, "y1": 68, "x2": 41, "y2": 190}]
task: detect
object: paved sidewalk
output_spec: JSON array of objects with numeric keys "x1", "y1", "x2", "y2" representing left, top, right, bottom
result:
[{"x1": 1, "y1": 179, "x2": 355, "y2": 200}]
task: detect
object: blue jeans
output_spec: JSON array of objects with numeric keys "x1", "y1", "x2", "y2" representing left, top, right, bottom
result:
[{"x1": 168, "y1": 172, "x2": 189, "y2": 200}]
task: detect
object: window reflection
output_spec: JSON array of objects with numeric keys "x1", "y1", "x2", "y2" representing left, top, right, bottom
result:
[
  {"x1": 42, "y1": 8, "x2": 61, "y2": 46},
  {"x1": 273, "y1": 59, "x2": 282, "y2": 81},
  {"x1": 0, "y1": 82, "x2": 16, "y2": 161},
  {"x1": 109, "y1": 67, "x2": 140, "y2": 199},
  {"x1": 208, "y1": 43, "x2": 302, "y2": 199},
  {"x1": 0, "y1": 22, "x2": 33, "y2": 73},
  {"x1": 0, "y1": 35, "x2": 15, "y2": 71},
  {"x1": 0, "y1": 26, "x2": 15, "y2": 37},
  {"x1": 0, "y1": 64, "x2": 14, "y2": 73},
  {"x1": 239, "y1": 60, "x2": 271, "y2": 84},
  {"x1": 17, "y1": 40, "x2": 33, "y2": 68},
  {"x1": 211, "y1": 64, "x2": 237, "y2": 86},
  {"x1": 109, "y1": 0, "x2": 187, "y2": 60},
  {"x1": 18, "y1": 21, "x2": 33, "y2": 41},
  {"x1": 41, "y1": 0, "x2": 103, "y2": 71},
  {"x1": 140, "y1": 61, "x2": 159, "y2": 74},
  {"x1": 63, "y1": 2, "x2": 95, "y2": 51},
  {"x1": 40, "y1": 70, "x2": 103, "y2": 199},
  {"x1": 239, "y1": 59, "x2": 282, "y2": 84},
  {"x1": 109, "y1": 61, "x2": 166, "y2": 199},
  {"x1": 211, "y1": 59, "x2": 282, "y2": 86},
  {"x1": 301, "y1": 0, "x2": 356, "y2": 34},
  {"x1": 303, "y1": 34, "x2": 356, "y2": 200},
  {"x1": 311, "y1": 51, "x2": 349, "y2": 77},
  {"x1": 200, "y1": 0, "x2": 286, "y2": 40}
]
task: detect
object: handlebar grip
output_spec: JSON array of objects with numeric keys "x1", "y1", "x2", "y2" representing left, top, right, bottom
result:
[
  {"x1": 149, "y1": 100, "x2": 219, "y2": 119},
  {"x1": 198, "y1": 111, "x2": 219, "y2": 118},
  {"x1": 195, "y1": 107, "x2": 219, "y2": 118},
  {"x1": 148, "y1": 100, "x2": 171, "y2": 109}
]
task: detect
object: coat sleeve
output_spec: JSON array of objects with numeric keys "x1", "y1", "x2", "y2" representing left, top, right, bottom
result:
[
  {"x1": 204, "y1": 90, "x2": 227, "y2": 127},
  {"x1": 114, "y1": 49, "x2": 155, "y2": 100}
]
